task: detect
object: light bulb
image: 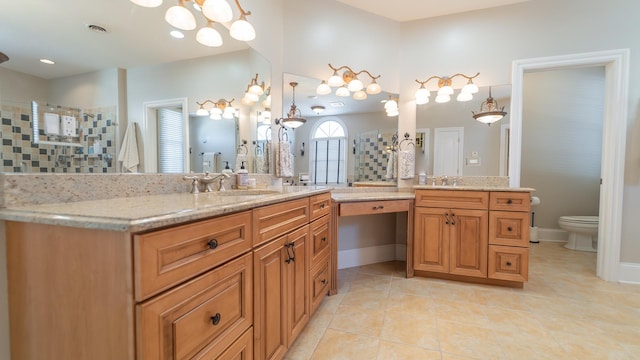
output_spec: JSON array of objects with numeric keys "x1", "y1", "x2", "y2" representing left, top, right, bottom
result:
[
  {"x1": 165, "y1": 4, "x2": 196, "y2": 30},
  {"x1": 415, "y1": 87, "x2": 430, "y2": 100},
  {"x1": 317, "y1": 81, "x2": 332, "y2": 95},
  {"x1": 230, "y1": 16, "x2": 256, "y2": 41},
  {"x1": 462, "y1": 81, "x2": 479, "y2": 94},
  {"x1": 327, "y1": 71, "x2": 344, "y2": 87},
  {"x1": 249, "y1": 83, "x2": 264, "y2": 96},
  {"x1": 347, "y1": 78, "x2": 363, "y2": 92},
  {"x1": 384, "y1": 99, "x2": 398, "y2": 110},
  {"x1": 196, "y1": 26, "x2": 223, "y2": 47},
  {"x1": 335, "y1": 86, "x2": 350, "y2": 97},
  {"x1": 366, "y1": 81, "x2": 381, "y2": 95},
  {"x1": 201, "y1": 0, "x2": 233, "y2": 23}
]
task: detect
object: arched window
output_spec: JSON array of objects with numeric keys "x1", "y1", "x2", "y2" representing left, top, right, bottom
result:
[{"x1": 310, "y1": 119, "x2": 347, "y2": 184}]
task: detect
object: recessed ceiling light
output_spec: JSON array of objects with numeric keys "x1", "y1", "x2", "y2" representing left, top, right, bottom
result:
[
  {"x1": 40, "y1": 58, "x2": 55, "y2": 65},
  {"x1": 170, "y1": 30, "x2": 185, "y2": 39}
]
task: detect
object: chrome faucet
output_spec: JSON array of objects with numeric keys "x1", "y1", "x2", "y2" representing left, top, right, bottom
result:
[
  {"x1": 441, "y1": 175, "x2": 448, "y2": 186},
  {"x1": 200, "y1": 172, "x2": 231, "y2": 192}
]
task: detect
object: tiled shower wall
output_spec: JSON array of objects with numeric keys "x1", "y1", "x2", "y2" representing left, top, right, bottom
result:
[
  {"x1": 0, "y1": 102, "x2": 117, "y2": 173},
  {"x1": 354, "y1": 130, "x2": 396, "y2": 182}
]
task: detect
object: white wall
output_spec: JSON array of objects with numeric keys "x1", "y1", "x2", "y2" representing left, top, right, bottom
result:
[
  {"x1": 0, "y1": 67, "x2": 47, "y2": 103},
  {"x1": 396, "y1": 0, "x2": 640, "y2": 262},
  {"x1": 47, "y1": 68, "x2": 120, "y2": 108}
]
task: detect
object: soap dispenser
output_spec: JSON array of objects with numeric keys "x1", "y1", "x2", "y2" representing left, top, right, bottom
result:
[
  {"x1": 222, "y1": 161, "x2": 233, "y2": 175},
  {"x1": 237, "y1": 161, "x2": 249, "y2": 187}
]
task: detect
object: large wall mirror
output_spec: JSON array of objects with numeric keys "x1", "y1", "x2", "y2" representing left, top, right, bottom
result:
[
  {"x1": 0, "y1": 0, "x2": 270, "y2": 174},
  {"x1": 282, "y1": 73, "x2": 399, "y2": 186},
  {"x1": 415, "y1": 84, "x2": 511, "y2": 177}
]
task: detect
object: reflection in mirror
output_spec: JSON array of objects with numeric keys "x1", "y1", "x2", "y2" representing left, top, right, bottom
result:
[
  {"x1": 282, "y1": 73, "x2": 399, "y2": 186},
  {"x1": 415, "y1": 84, "x2": 511, "y2": 177}
]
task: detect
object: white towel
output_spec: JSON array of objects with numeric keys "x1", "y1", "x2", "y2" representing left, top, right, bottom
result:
[
  {"x1": 385, "y1": 151, "x2": 396, "y2": 180},
  {"x1": 118, "y1": 122, "x2": 140, "y2": 173},
  {"x1": 276, "y1": 141, "x2": 293, "y2": 178},
  {"x1": 44, "y1": 113, "x2": 60, "y2": 135},
  {"x1": 203, "y1": 152, "x2": 216, "y2": 172},
  {"x1": 61, "y1": 115, "x2": 77, "y2": 137},
  {"x1": 399, "y1": 149, "x2": 415, "y2": 179},
  {"x1": 254, "y1": 153, "x2": 265, "y2": 174},
  {"x1": 263, "y1": 143, "x2": 271, "y2": 174}
]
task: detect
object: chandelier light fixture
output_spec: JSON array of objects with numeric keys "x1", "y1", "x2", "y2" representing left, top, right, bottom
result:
[
  {"x1": 472, "y1": 87, "x2": 507, "y2": 125},
  {"x1": 317, "y1": 64, "x2": 382, "y2": 100},
  {"x1": 311, "y1": 105, "x2": 325, "y2": 115},
  {"x1": 129, "y1": 0, "x2": 256, "y2": 47},
  {"x1": 415, "y1": 72, "x2": 480, "y2": 104},
  {"x1": 195, "y1": 98, "x2": 237, "y2": 119},
  {"x1": 275, "y1": 82, "x2": 306, "y2": 129}
]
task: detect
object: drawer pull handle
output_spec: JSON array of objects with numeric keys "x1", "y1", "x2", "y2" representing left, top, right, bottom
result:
[
  {"x1": 321, "y1": 279, "x2": 327, "y2": 285},
  {"x1": 207, "y1": 239, "x2": 218, "y2": 250},
  {"x1": 507, "y1": 227, "x2": 513, "y2": 232},
  {"x1": 507, "y1": 199, "x2": 513, "y2": 204},
  {"x1": 450, "y1": 213, "x2": 456, "y2": 225},
  {"x1": 285, "y1": 243, "x2": 296, "y2": 263},
  {"x1": 320, "y1": 203, "x2": 326, "y2": 209},
  {"x1": 444, "y1": 212, "x2": 450, "y2": 225},
  {"x1": 506, "y1": 261, "x2": 512, "y2": 266},
  {"x1": 210, "y1": 313, "x2": 221, "y2": 325},
  {"x1": 372, "y1": 205, "x2": 385, "y2": 210}
]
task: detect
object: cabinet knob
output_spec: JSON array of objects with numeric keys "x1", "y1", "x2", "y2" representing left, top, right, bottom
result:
[
  {"x1": 506, "y1": 261, "x2": 512, "y2": 266},
  {"x1": 207, "y1": 239, "x2": 218, "y2": 250},
  {"x1": 507, "y1": 227, "x2": 513, "y2": 232},
  {"x1": 507, "y1": 199, "x2": 513, "y2": 204},
  {"x1": 322, "y1": 236, "x2": 327, "y2": 242},
  {"x1": 210, "y1": 313, "x2": 221, "y2": 325},
  {"x1": 320, "y1": 203, "x2": 326, "y2": 209},
  {"x1": 321, "y1": 279, "x2": 327, "y2": 285}
]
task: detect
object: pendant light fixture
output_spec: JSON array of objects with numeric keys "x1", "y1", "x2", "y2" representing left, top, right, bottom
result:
[
  {"x1": 472, "y1": 87, "x2": 507, "y2": 125},
  {"x1": 415, "y1": 72, "x2": 479, "y2": 104},
  {"x1": 276, "y1": 82, "x2": 306, "y2": 129},
  {"x1": 129, "y1": 0, "x2": 256, "y2": 47},
  {"x1": 317, "y1": 64, "x2": 382, "y2": 100}
]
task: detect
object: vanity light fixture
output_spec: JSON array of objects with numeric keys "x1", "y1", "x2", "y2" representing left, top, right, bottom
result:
[
  {"x1": 383, "y1": 95, "x2": 399, "y2": 117},
  {"x1": 242, "y1": 74, "x2": 267, "y2": 105},
  {"x1": 311, "y1": 105, "x2": 325, "y2": 115},
  {"x1": 195, "y1": 98, "x2": 236, "y2": 119},
  {"x1": 129, "y1": 0, "x2": 255, "y2": 47},
  {"x1": 472, "y1": 87, "x2": 507, "y2": 125},
  {"x1": 415, "y1": 72, "x2": 480, "y2": 104},
  {"x1": 317, "y1": 64, "x2": 382, "y2": 100},
  {"x1": 275, "y1": 82, "x2": 306, "y2": 129}
]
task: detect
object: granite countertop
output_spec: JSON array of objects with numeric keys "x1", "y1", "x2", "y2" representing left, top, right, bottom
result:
[
  {"x1": 413, "y1": 185, "x2": 536, "y2": 192},
  {"x1": 0, "y1": 186, "x2": 331, "y2": 233},
  {"x1": 331, "y1": 191, "x2": 415, "y2": 202}
]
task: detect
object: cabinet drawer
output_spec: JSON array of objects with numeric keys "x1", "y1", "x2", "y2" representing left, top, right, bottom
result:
[
  {"x1": 489, "y1": 192, "x2": 531, "y2": 212},
  {"x1": 489, "y1": 211, "x2": 530, "y2": 247},
  {"x1": 415, "y1": 190, "x2": 488, "y2": 210},
  {"x1": 488, "y1": 245, "x2": 529, "y2": 282},
  {"x1": 253, "y1": 198, "x2": 309, "y2": 247},
  {"x1": 309, "y1": 254, "x2": 330, "y2": 315},
  {"x1": 207, "y1": 327, "x2": 253, "y2": 360},
  {"x1": 134, "y1": 211, "x2": 252, "y2": 301},
  {"x1": 310, "y1": 192, "x2": 331, "y2": 222},
  {"x1": 137, "y1": 253, "x2": 253, "y2": 360},
  {"x1": 339, "y1": 199, "x2": 410, "y2": 216},
  {"x1": 310, "y1": 215, "x2": 330, "y2": 267}
]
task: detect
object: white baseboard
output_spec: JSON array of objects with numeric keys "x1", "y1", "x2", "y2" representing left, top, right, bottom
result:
[
  {"x1": 538, "y1": 228, "x2": 568, "y2": 242},
  {"x1": 338, "y1": 244, "x2": 398, "y2": 269},
  {"x1": 619, "y1": 262, "x2": 640, "y2": 284}
]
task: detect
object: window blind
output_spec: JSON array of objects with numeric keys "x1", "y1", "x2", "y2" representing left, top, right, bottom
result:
[{"x1": 157, "y1": 108, "x2": 184, "y2": 173}]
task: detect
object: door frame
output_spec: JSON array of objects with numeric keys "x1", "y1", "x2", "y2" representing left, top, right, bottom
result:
[
  {"x1": 141, "y1": 98, "x2": 190, "y2": 173},
  {"x1": 509, "y1": 49, "x2": 629, "y2": 282}
]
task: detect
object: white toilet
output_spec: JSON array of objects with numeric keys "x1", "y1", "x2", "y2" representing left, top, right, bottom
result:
[{"x1": 558, "y1": 216, "x2": 599, "y2": 252}]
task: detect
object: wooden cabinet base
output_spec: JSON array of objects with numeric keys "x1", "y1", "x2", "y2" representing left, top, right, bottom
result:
[{"x1": 413, "y1": 270, "x2": 524, "y2": 288}]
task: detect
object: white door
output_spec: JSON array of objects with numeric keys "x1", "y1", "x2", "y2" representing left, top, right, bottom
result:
[{"x1": 433, "y1": 127, "x2": 463, "y2": 176}]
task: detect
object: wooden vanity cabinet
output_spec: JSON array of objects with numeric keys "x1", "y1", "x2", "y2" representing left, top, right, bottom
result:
[{"x1": 414, "y1": 192, "x2": 488, "y2": 278}]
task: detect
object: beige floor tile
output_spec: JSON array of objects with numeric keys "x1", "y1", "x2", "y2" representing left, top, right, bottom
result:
[
  {"x1": 328, "y1": 304, "x2": 385, "y2": 337},
  {"x1": 437, "y1": 319, "x2": 506, "y2": 359},
  {"x1": 389, "y1": 277, "x2": 432, "y2": 297},
  {"x1": 284, "y1": 324, "x2": 327, "y2": 360},
  {"x1": 376, "y1": 340, "x2": 441, "y2": 360},
  {"x1": 386, "y1": 291, "x2": 436, "y2": 315},
  {"x1": 310, "y1": 329, "x2": 379, "y2": 360},
  {"x1": 349, "y1": 272, "x2": 393, "y2": 292},
  {"x1": 380, "y1": 311, "x2": 439, "y2": 350},
  {"x1": 432, "y1": 298, "x2": 492, "y2": 327},
  {"x1": 341, "y1": 287, "x2": 389, "y2": 309}
]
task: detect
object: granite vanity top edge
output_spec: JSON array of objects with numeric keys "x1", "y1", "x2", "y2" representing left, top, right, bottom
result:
[
  {"x1": 331, "y1": 192, "x2": 415, "y2": 202},
  {"x1": 412, "y1": 185, "x2": 536, "y2": 192},
  {"x1": 0, "y1": 187, "x2": 331, "y2": 233}
]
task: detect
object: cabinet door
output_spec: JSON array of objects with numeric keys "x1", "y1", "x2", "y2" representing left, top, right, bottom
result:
[
  {"x1": 286, "y1": 225, "x2": 310, "y2": 347},
  {"x1": 449, "y1": 209, "x2": 488, "y2": 278},
  {"x1": 253, "y1": 237, "x2": 288, "y2": 360},
  {"x1": 414, "y1": 207, "x2": 449, "y2": 273}
]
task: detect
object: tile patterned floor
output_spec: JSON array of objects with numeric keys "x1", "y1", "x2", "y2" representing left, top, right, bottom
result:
[{"x1": 285, "y1": 242, "x2": 640, "y2": 359}]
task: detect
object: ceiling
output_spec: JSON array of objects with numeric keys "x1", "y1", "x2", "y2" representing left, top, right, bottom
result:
[
  {"x1": 336, "y1": 0, "x2": 531, "y2": 22},
  {"x1": 1, "y1": 0, "x2": 532, "y2": 80}
]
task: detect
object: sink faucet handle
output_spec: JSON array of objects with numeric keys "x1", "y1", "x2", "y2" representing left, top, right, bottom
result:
[
  {"x1": 441, "y1": 175, "x2": 448, "y2": 186},
  {"x1": 183, "y1": 175, "x2": 201, "y2": 194},
  {"x1": 452, "y1": 177, "x2": 458, "y2": 186}
]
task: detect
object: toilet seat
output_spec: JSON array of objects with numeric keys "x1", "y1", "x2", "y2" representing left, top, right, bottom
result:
[{"x1": 559, "y1": 216, "x2": 598, "y2": 225}]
